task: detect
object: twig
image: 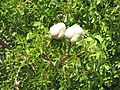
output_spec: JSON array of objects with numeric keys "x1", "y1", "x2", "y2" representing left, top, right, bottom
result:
[
  {"x1": 24, "y1": 0, "x2": 29, "y2": 3},
  {"x1": 44, "y1": 51, "x2": 60, "y2": 71},
  {"x1": 59, "y1": 42, "x2": 72, "y2": 65},
  {"x1": 60, "y1": 55, "x2": 70, "y2": 64},
  {"x1": 45, "y1": 51, "x2": 54, "y2": 66},
  {"x1": 67, "y1": 42, "x2": 72, "y2": 55},
  {"x1": 45, "y1": 38, "x2": 55, "y2": 66},
  {"x1": 46, "y1": 38, "x2": 53, "y2": 48},
  {"x1": 15, "y1": 68, "x2": 20, "y2": 90}
]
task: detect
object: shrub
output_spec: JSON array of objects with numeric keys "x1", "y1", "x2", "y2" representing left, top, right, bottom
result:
[{"x1": 0, "y1": 0, "x2": 120, "y2": 90}]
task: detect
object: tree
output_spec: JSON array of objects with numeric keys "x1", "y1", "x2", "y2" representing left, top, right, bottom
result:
[{"x1": 0, "y1": 0, "x2": 120, "y2": 89}]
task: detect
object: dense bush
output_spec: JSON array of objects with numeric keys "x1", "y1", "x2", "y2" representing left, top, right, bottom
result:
[{"x1": 0, "y1": 0, "x2": 120, "y2": 90}]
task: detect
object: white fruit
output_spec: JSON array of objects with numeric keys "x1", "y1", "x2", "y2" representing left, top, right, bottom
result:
[
  {"x1": 50, "y1": 22, "x2": 66, "y2": 39},
  {"x1": 65, "y1": 24, "x2": 84, "y2": 43}
]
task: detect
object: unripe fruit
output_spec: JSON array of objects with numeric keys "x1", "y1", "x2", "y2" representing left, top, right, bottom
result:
[
  {"x1": 50, "y1": 22, "x2": 66, "y2": 39},
  {"x1": 65, "y1": 24, "x2": 84, "y2": 43}
]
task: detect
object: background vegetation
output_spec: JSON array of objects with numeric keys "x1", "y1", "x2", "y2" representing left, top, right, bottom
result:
[{"x1": 0, "y1": 0, "x2": 120, "y2": 90}]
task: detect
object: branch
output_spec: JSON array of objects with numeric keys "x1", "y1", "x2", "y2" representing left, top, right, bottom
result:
[
  {"x1": 0, "y1": 39, "x2": 12, "y2": 49},
  {"x1": 61, "y1": 42, "x2": 72, "y2": 63},
  {"x1": 46, "y1": 38, "x2": 53, "y2": 48},
  {"x1": 60, "y1": 55, "x2": 70, "y2": 64},
  {"x1": 67, "y1": 42, "x2": 72, "y2": 55},
  {"x1": 58, "y1": 42, "x2": 72, "y2": 66},
  {"x1": 45, "y1": 51, "x2": 54, "y2": 66}
]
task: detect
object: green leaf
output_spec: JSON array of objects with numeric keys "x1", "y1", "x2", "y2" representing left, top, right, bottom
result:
[
  {"x1": 97, "y1": 0, "x2": 101, "y2": 5},
  {"x1": 104, "y1": 65, "x2": 110, "y2": 70},
  {"x1": 33, "y1": 21, "x2": 41, "y2": 26},
  {"x1": 26, "y1": 32, "x2": 35, "y2": 40},
  {"x1": 95, "y1": 35, "x2": 103, "y2": 43},
  {"x1": 86, "y1": 37, "x2": 93, "y2": 41},
  {"x1": 86, "y1": 64, "x2": 91, "y2": 70},
  {"x1": 118, "y1": 62, "x2": 120, "y2": 68}
]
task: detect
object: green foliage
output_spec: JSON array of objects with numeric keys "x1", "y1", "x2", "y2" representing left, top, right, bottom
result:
[{"x1": 0, "y1": 0, "x2": 120, "y2": 90}]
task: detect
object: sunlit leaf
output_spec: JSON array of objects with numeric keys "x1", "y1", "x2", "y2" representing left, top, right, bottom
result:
[{"x1": 95, "y1": 35, "x2": 103, "y2": 43}]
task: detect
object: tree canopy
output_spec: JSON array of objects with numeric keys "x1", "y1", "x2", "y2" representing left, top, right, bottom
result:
[{"x1": 0, "y1": 0, "x2": 120, "y2": 90}]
